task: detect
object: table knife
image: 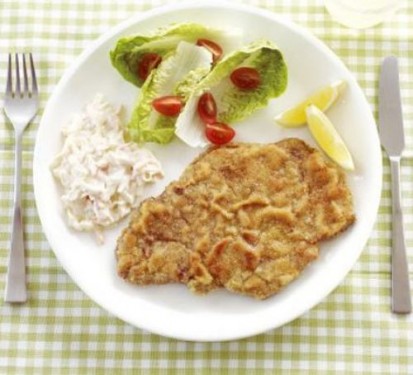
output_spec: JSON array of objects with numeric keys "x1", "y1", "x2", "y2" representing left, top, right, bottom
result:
[{"x1": 379, "y1": 56, "x2": 412, "y2": 314}]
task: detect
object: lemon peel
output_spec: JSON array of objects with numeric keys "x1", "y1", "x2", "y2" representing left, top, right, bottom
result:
[
  {"x1": 275, "y1": 80, "x2": 346, "y2": 127},
  {"x1": 305, "y1": 104, "x2": 354, "y2": 171}
]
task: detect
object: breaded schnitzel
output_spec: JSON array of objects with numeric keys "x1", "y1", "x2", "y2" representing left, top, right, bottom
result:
[{"x1": 116, "y1": 138, "x2": 355, "y2": 299}]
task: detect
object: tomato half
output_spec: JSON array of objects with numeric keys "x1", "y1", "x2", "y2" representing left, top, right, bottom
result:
[
  {"x1": 230, "y1": 67, "x2": 261, "y2": 90},
  {"x1": 196, "y1": 39, "x2": 223, "y2": 63},
  {"x1": 205, "y1": 122, "x2": 235, "y2": 145},
  {"x1": 137, "y1": 53, "x2": 162, "y2": 81},
  {"x1": 197, "y1": 92, "x2": 217, "y2": 124},
  {"x1": 152, "y1": 96, "x2": 183, "y2": 116}
]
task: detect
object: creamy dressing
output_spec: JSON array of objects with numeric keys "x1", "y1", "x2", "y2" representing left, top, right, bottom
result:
[{"x1": 51, "y1": 94, "x2": 163, "y2": 243}]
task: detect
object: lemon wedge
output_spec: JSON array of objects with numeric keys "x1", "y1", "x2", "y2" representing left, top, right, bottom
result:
[
  {"x1": 275, "y1": 80, "x2": 347, "y2": 127},
  {"x1": 306, "y1": 105, "x2": 354, "y2": 171}
]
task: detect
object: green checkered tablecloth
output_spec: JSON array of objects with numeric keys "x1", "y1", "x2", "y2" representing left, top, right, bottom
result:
[{"x1": 1, "y1": 0, "x2": 412, "y2": 373}]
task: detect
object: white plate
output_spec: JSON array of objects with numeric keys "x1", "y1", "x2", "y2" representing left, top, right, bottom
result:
[{"x1": 33, "y1": 1, "x2": 382, "y2": 341}]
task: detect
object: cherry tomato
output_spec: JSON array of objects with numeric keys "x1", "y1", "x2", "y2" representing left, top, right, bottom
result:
[
  {"x1": 205, "y1": 122, "x2": 235, "y2": 145},
  {"x1": 137, "y1": 53, "x2": 162, "y2": 81},
  {"x1": 196, "y1": 39, "x2": 223, "y2": 63},
  {"x1": 197, "y1": 92, "x2": 217, "y2": 124},
  {"x1": 230, "y1": 67, "x2": 261, "y2": 90},
  {"x1": 152, "y1": 96, "x2": 183, "y2": 116}
]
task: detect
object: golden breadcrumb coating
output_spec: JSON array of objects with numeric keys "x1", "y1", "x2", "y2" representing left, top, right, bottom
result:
[{"x1": 116, "y1": 138, "x2": 355, "y2": 299}]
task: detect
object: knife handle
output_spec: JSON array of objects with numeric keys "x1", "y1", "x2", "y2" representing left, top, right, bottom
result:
[{"x1": 389, "y1": 156, "x2": 412, "y2": 314}]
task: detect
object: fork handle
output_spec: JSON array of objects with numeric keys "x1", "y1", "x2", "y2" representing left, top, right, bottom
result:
[
  {"x1": 390, "y1": 156, "x2": 411, "y2": 314},
  {"x1": 5, "y1": 132, "x2": 27, "y2": 303}
]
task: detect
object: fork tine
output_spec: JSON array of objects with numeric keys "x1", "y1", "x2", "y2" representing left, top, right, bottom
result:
[
  {"x1": 29, "y1": 53, "x2": 38, "y2": 95},
  {"x1": 6, "y1": 53, "x2": 12, "y2": 96},
  {"x1": 15, "y1": 53, "x2": 21, "y2": 96},
  {"x1": 22, "y1": 54, "x2": 29, "y2": 95}
]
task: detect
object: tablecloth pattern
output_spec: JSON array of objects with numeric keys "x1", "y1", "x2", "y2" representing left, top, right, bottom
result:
[{"x1": 0, "y1": 0, "x2": 412, "y2": 373}]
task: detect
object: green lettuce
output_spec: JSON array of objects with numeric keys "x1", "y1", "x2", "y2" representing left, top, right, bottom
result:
[
  {"x1": 126, "y1": 41, "x2": 213, "y2": 144},
  {"x1": 175, "y1": 40, "x2": 288, "y2": 147},
  {"x1": 110, "y1": 23, "x2": 242, "y2": 87}
]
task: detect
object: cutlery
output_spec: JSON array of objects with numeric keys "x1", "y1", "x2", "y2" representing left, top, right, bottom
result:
[
  {"x1": 3, "y1": 53, "x2": 39, "y2": 303},
  {"x1": 379, "y1": 56, "x2": 411, "y2": 314}
]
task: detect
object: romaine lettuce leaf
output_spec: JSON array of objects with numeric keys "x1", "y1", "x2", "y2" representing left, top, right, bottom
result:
[
  {"x1": 110, "y1": 23, "x2": 243, "y2": 87},
  {"x1": 126, "y1": 41, "x2": 213, "y2": 144},
  {"x1": 175, "y1": 94, "x2": 209, "y2": 148},
  {"x1": 175, "y1": 40, "x2": 288, "y2": 147}
]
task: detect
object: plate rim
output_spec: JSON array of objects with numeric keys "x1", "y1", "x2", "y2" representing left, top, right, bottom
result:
[{"x1": 33, "y1": 0, "x2": 383, "y2": 341}]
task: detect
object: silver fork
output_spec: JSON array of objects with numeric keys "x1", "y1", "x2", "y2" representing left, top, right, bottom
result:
[{"x1": 3, "y1": 53, "x2": 39, "y2": 303}]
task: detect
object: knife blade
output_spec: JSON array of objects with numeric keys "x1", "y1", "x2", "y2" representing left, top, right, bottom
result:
[
  {"x1": 379, "y1": 56, "x2": 411, "y2": 314},
  {"x1": 379, "y1": 56, "x2": 405, "y2": 155}
]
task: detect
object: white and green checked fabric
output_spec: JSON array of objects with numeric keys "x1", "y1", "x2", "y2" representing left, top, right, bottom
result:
[{"x1": 1, "y1": 0, "x2": 412, "y2": 373}]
